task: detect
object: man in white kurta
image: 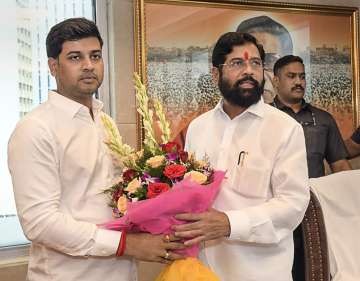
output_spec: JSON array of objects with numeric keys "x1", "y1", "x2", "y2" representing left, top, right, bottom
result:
[
  {"x1": 174, "y1": 32, "x2": 309, "y2": 281},
  {"x1": 8, "y1": 18, "x2": 183, "y2": 281},
  {"x1": 8, "y1": 91, "x2": 136, "y2": 281}
]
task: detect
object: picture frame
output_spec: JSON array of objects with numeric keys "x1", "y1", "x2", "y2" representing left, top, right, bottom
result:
[{"x1": 134, "y1": 0, "x2": 359, "y2": 148}]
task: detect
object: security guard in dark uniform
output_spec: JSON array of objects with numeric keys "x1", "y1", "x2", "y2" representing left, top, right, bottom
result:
[
  {"x1": 271, "y1": 55, "x2": 351, "y2": 281},
  {"x1": 272, "y1": 98, "x2": 350, "y2": 178}
]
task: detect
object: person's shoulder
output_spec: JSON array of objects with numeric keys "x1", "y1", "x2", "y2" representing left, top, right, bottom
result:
[
  {"x1": 309, "y1": 104, "x2": 338, "y2": 126},
  {"x1": 263, "y1": 103, "x2": 300, "y2": 127},
  {"x1": 351, "y1": 126, "x2": 360, "y2": 142},
  {"x1": 354, "y1": 126, "x2": 360, "y2": 135},
  {"x1": 309, "y1": 104, "x2": 332, "y2": 116},
  {"x1": 260, "y1": 104, "x2": 305, "y2": 147},
  {"x1": 11, "y1": 102, "x2": 53, "y2": 139},
  {"x1": 188, "y1": 109, "x2": 215, "y2": 129}
]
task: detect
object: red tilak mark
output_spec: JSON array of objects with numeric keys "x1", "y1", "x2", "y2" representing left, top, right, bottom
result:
[{"x1": 243, "y1": 51, "x2": 249, "y2": 60}]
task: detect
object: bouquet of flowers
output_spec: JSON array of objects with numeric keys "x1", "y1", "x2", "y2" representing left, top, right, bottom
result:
[{"x1": 101, "y1": 73, "x2": 225, "y2": 281}]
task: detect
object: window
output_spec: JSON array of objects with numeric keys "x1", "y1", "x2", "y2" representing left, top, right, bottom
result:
[{"x1": 0, "y1": 0, "x2": 95, "y2": 249}]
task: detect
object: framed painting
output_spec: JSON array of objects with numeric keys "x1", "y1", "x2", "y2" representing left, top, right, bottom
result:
[{"x1": 134, "y1": 0, "x2": 359, "y2": 148}]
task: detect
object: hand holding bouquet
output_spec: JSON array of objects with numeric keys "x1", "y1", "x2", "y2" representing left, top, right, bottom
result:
[{"x1": 101, "y1": 73, "x2": 225, "y2": 281}]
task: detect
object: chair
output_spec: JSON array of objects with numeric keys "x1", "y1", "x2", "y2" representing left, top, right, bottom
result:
[
  {"x1": 301, "y1": 190, "x2": 330, "y2": 281},
  {"x1": 309, "y1": 170, "x2": 360, "y2": 281}
]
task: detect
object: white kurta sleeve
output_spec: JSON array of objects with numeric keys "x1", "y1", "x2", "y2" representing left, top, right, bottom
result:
[{"x1": 8, "y1": 118, "x2": 120, "y2": 256}]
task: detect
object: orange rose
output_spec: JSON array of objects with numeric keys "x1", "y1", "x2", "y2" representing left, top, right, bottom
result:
[
  {"x1": 117, "y1": 196, "x2": 128, "y2": 214},
  {"x1": 184, "y1": 171, "x2": 208, "y2": 184},
  {"x1": 125, "y1": 178, "x2": 141, "y2": 194},
  {"x1": 146, "y1": 155, "x2": 165, "y2": 168}
]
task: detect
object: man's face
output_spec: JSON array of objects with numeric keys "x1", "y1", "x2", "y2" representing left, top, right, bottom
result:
[
  {"x1": 213, "y1": 43, "x2": 264, "y2": 108},
  {"x1": 273, "y1": 61, "x2": 306, "y2": 104},
  {"x1": 48, "y1": 37, "x2": 104, "y2": 101}
]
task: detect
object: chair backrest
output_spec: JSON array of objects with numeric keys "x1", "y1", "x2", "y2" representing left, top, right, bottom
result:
[
  {"x1": 301, "y1": 190, "x2": 330, "y2": 281},
  {"x1": 310, "y1": 170, "x2": 360, "y2": 281}
]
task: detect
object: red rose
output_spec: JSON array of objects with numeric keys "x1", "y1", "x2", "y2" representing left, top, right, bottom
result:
[
  {"x1": 179, "y1": 150, "x2": 188, "y2": 162},
  {"x1": 123, "y1": 169, "x2": 137, "y2": 182},
  {"x1": 147, "y1": 182, "x2": 170, "y2": 199},
  {"x1": 161, "y1": 142, "x2": 180, "y2": 153},
  {"x1": 163, "y1": 164, "x2": 187, "y2": 179}
]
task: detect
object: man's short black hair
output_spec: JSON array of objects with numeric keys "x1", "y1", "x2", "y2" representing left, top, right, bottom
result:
[
  {"x1": 212, "y1": 32, "x2": 265, "y2": 68},
  {"x1": 46, "y1": 17, "x2": 103, "y2": 59},
  {"x1": 273, "y1": 55, "x2": 304, "y2": 76},
  {"x1": 236, "y1": 15, "x2": 293, "y2": 56}
]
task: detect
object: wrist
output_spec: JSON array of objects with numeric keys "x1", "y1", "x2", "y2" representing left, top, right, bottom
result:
[{"x1": 222, "y1": 212, "x2": 231, "y2": 237}]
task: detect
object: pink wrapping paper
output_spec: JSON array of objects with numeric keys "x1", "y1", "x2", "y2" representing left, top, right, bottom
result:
[{"x1": 102, "y1": 170, "x2": 226, "y2": 257}]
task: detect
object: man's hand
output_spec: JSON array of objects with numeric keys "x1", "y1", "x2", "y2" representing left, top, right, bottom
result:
[
  {"x1": 124, "y1": 233, "x2": 185, "y2": 264},
  {"x1": 172, "y1": 208, "x2": 231, "y2": 246}
]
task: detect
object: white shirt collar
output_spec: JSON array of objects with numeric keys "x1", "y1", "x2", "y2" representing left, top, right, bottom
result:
[
  {"x1": 214, "y1": 97, "x2": 265, "y2": 120},
  {"x1": 48, "y1": 91, "x2": 103, "y2": 118}
]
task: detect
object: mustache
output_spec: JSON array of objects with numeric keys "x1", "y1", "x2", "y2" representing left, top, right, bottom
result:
[
  {"x1": 235, "y1": 75, "x2": 259, "y2": 87},
  {"x1": 292, "y1": 85, "x2": 304, "y2": 91},
  {"x1": 218, "y1": 74, "x2": 263, "y2": 108},
  {"x1": 79, "y1": 73, "x2": 98, "y2": 80}
]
